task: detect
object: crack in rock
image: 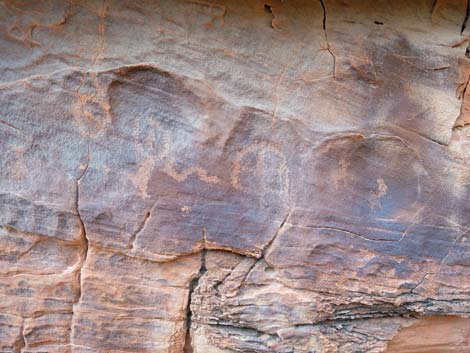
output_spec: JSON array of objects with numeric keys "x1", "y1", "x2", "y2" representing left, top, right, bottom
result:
[
  {"x1": 126, "y1": 199, "x2": 159, "y2": 251},
  {"x1": 462, "y1": 0, "x2": 470, "y2": 34},
  {"x1": 183, "y1": 234, "x2": 207, "y2": 353},
  {"x1": 71, "y1": 143, "x2": 91, "y2": 346},
  {"x1": 319, "y1": 0, "x2": 336, "y2": 79}
]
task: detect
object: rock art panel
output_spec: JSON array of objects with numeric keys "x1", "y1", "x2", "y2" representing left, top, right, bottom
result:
[{"x1": 0, "y1": 0, "x2": 469, "y2": 352}]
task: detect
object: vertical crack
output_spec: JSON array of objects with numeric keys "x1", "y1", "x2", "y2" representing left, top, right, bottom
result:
[
  {"x1": 183, "y1": 229, "x2": 207, "y2": 353},
  {"x1": 181, "y1": 214, "x2": 290, "y2": 349},
  {"x1": 319, "y1": 0, "x2": 336, "y2": 79},
  {"x1": 71, "y1": 143, "x2": 91, "y2": 346},
  {"x1": 126, "y1": 199, "x2": 159, "y2": 251},
  {"x1": 92, "y1": 0, "x2": 108, "y2": 65},
  {"x1": 461, "y1": 0, "x2": 470, "y2": 34},
  {"x1": 271, "y1": 56, "x2": 293, "y2": 123}
]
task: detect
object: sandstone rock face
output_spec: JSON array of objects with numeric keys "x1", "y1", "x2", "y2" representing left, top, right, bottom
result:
[{"x1": 1, "y1": 1, "x2": 470, "y2": 352}]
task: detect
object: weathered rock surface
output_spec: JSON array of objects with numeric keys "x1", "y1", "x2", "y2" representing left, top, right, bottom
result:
[{"x1": 0, "y1": 0, "x2": 469, "y2": 352}]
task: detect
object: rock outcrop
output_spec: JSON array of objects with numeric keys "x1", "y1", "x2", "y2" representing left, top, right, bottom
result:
[{"x1": 0, "y1": 0, "x2": 469, "y2": 352}]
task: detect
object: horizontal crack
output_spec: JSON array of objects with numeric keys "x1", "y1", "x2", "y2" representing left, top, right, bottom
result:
[{"x1": 290, "y1": 223, "x2": 399, "y2": 242}]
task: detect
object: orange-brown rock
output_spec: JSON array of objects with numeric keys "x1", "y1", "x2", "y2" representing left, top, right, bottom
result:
[{"x1": 0, "y1": 0, "x2": 469, "y2": 352}]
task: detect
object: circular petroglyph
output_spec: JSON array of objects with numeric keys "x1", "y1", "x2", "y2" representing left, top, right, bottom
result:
[{"x1": 309, "y1": 133, "x2": 426, "y2": 220}]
